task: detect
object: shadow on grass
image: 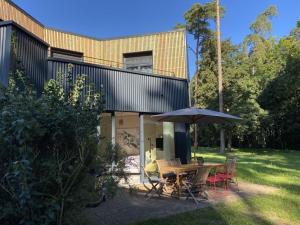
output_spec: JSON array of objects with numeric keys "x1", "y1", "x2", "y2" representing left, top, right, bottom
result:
[
  {"x1": 232, "y1": 190, "x2": 274, "y2": 225},
  {"x1": 135, "y1": 148, "x2": 300, "y2": 225},
  {"x1": 135, "y1": 192, "x2": 275, "y2": 225},
  {"x1": 135, "y1": 206, "x2": 230, "y2": 225}
]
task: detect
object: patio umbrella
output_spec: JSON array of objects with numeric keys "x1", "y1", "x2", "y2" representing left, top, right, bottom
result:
[
  {"x1": 152, "y1": 107, "x2": 241, "y2": 158},
  {"x1": 152, "y1": 107, "x2": 241, "y2": 124}
]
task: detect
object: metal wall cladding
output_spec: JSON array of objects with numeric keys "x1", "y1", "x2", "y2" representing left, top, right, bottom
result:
[
  {"x1": 12, "y1": 25, "x2": 48, "y2": 93},
  {"x1": 48, "y1": 59, "x2": 189, "y2": 113},
  {"x1": 0, "y1": 23, "x2": 11, "y2": 85}
]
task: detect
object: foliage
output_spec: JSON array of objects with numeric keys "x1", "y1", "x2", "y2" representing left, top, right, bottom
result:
[
  {"x1": 290, "y1": 20, "x2": 300, "y2": 40},
  {"x1": 249, "y1": 5, "x2": 277, "y2": 37},
  {"x1": 177, "y1": 2, "x2": 225, "y2": 105},
  {"x1": 182, "y1": 2, "x2": 223, "y2": 42},
  {"x1": 259, "y1": 37, "x2": 300, "y2": 149},
  {"x1": 0, "y1": 67, "x2": 126, "y2": 225},
  {"x1": 184, "y1": 3, "x2": 300, "y2": 150}
]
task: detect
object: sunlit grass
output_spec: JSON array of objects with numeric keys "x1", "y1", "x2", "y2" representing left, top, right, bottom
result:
[{"x1": 136, "y1": 148, "x2": 300, "y2": 225}]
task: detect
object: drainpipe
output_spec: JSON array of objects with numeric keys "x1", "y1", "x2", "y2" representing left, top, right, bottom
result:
[
  {"x1": 111, "y1": 112, "x2": 116, "y2": 168},
  {"x1": 111, "y1": 112, "x2": 116, "y2": 146},
  {"x1": 139, "y1": 113, "x2": 145, "y2": 183}
]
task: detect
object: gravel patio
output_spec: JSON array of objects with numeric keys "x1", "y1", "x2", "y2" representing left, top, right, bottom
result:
[{"x1": 83, "y1": 181, "x2": 278, "y2": 225}]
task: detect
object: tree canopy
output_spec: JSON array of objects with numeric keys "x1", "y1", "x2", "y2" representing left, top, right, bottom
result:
[{"x1": 180, "y1": 3, "x2": 300, "y2": 150}]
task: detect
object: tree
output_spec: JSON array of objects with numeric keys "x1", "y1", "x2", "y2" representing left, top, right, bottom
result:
[
  {"x1": 193, "y1": 5, "x2": 280, "y2": 150},
  {"x1": 181, "y1": 4, "x2": 300, "y2": 151},
  {"x1": 290, "y1": 20, "x2": 300, "y2": 40},
  {"x1": 177, "y1": 2, "x2": 224, "y2": 152},
  {"x1": 249, "y1": 5, "x2": 277, "y2": 37},
  {"x1": 259, "y1": 32, "x2": 300, "y2": 149},
  {"x1": 215, "y1": 0, "x2": 225, "y2": 153}
]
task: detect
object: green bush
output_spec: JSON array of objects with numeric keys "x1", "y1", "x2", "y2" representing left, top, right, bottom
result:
[{"x1": 0, "y1": 68, "x2": 126, "y2": 225}]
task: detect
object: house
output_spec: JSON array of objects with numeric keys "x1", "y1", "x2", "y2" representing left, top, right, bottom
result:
[{"x1": 0, "y1": 0, "x2": 191, "y2": 181}]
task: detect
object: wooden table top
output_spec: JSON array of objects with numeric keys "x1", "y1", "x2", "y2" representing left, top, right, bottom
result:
[{"x1": 161, "y1": 162, "x2": 224, "y2": 175}]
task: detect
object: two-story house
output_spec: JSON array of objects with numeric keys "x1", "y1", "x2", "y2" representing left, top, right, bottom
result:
[{"x1": 0, "y1": 0, "x2": 191, "y2": 181}]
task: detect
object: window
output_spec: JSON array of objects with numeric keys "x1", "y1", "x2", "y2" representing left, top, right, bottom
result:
[
  {"x1": 50, "y1": 47, "x2": 83, "y2": 62},
  {"x1": 123, "y1": 51, "x2": 153, "y2": 73}
]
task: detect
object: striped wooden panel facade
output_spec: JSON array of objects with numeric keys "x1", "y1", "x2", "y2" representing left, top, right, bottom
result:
[
  {"x1": 0, "y1": 0, "x2": 188, "y2": 78},
  {"x1": 44, "y1": 28, "x2": 188, "y2": 78},
  {"x1": 0, "y1": 0, "x2": 44, "y2": 39}
]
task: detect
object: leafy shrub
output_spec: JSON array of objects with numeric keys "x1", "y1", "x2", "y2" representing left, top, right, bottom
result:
[{"x1": 0, "y1": 68, "x2": 126, "y2": 225}]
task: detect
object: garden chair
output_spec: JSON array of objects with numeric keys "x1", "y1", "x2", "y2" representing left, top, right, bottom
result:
[
  {"x1": 222, "y1": 158, "x2": 238, "y2": 190},
  {"x1": 168, "y1": 158, "x2": 182, "y2": 166},
  {"x1": 181, "y1": 166, "x2": 211, "y2": 204},
  {"x1": 196, "y1": 157, "x2": 204, "y2": 165},
  {"x1": 156, "y1": 159, "x2": 179, "y2": 196},
  {"x1": 215, "y1": 154, "x2": 236, "y2": 174},
  {"x1": 191, "y1": 156, "x2": 204, "y2": 165},
  {"x1": 142, "y1": 166, "x2": 166, "y2": 200},
  {"x1": 156, "y1": 159, "x2": 170, "y2": 178},
  {"x1": 206, "y1": 167, "x2": 225, "y2": 190}
]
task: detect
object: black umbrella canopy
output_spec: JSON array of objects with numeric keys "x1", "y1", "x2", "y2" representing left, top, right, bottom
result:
[{"x1": 152, "y1": 107, "x2": 241, "y2": 124}]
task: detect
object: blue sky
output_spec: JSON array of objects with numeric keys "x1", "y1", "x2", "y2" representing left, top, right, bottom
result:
[{"x1": 13, "y1": 0, "x2": 300, "y2": 78}]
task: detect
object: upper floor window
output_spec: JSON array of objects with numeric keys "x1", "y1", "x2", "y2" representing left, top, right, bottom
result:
[
  {"x1": 51, "y1": 48, "x2": 83, "y2": 62},
  {"x1": 123, "y1": 51, "x2": 153, "y2": 73}
]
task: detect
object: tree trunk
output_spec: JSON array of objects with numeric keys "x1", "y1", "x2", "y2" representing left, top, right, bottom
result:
[{"x1": 216, "y1": 0, "x2": 225, "y2": 153}]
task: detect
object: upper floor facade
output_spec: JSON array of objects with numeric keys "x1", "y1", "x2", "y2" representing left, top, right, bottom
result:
[
  {"x1": 0, "y1": 0, "x2": 188, "y2": 79},
  {"x1": 0, "y1": 0, "x2": 190, "y2": 114}
]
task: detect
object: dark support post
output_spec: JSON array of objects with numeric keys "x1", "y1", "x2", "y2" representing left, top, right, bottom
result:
[
  {"x1": 175, "y1": 123, "x2": 191, "y2": 164},
  {"x1": 139, "y1": 113, "x2": 145, "y2": 182},
  {"x1": 111, "y1": 112, "x2": 116, "y2": 146}
]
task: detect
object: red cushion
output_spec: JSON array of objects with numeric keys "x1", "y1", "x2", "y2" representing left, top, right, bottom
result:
[
  {"x1": 216, "y1": 173, "x2": 227, "y2": 179},
  {"x1": 207, "y1": 175, "x2": 224, "y2": 182}
]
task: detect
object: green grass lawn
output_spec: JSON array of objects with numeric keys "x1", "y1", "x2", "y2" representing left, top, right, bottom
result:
[{"x1": 136, "y1": 148, "x2": 300, "y2": 225}]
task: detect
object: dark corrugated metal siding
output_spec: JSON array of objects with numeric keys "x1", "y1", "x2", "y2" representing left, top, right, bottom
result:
[
  {"x1": 0, "y1": 21, "x2": 189, "y2": 114},
  {"x1": 0, "y1": 23, "x2": 11, "y2": 86},
  {"x1": 11, "y1": 24, "x2": 48, "y2": 93},
  {"x1": 48, "y1": 59, "x2": 189, "y2": 113}
]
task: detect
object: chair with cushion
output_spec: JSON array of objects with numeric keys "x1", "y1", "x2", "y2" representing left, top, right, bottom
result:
[
  {"x1": 155, "y1": 159, "x2": 178, "y2": 194},
  {"x1": 222, "y1": 158, "x2": 238, "y2": 190},
  {"x1": 181, "y1": 166, "x2": 211, "y2": 204},
  {"x1": 206, "y1": 167, "x2": 225, "y2": 190}
]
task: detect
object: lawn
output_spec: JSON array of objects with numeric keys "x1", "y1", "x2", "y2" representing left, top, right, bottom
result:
[{"x1": 136, "y1": 148, "x2": 300, "y2": 225}]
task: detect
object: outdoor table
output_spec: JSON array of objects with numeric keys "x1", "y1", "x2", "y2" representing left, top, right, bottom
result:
[{"x1": 160, "y1": 162, "x2": 224, "y2": 198}]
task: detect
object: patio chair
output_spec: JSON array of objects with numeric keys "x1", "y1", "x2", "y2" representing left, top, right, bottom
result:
[
  {"x1": 190, "y1": 156, "x2": 204, "y2": 165},
  {"x1": 156, "y1": 159, "x2": 183, "y2": 197},
  {"x1": 168, "y1": 158, "x2": 182, "y2": 166},
  {"x1": 142, "y1": 166, "x2": 166, "y2": 200},
  {"x1": 206, "y1": 167, "x2": 225, "y2": 190},
  {"x1": 181, "y1": 166, "x2": 211, "y2": 204},
  {"x1": 196, "y1": 157, "x2": 204, "y2": 165},
  {"x1": 208, "y1": 158, "x2": 238, "y2": 191},
  {"x1": 156, "y1": 159, "x2": 170, "y2": 178},
  {"x1": 222, "y1": 158, "x2": 238, "y2": 190},
  {"x1": 156, "y1": 159, "x2": 177, "y2": 184}
]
